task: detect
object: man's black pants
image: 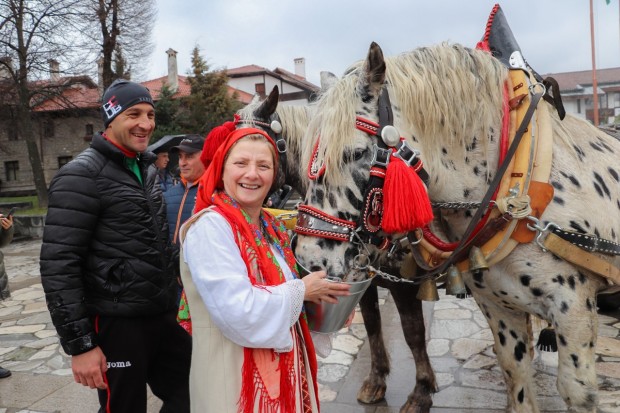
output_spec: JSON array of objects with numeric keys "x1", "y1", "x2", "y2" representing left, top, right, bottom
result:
[{"x1": 95, "y1": 311, "x2": 191, "y2": 413}]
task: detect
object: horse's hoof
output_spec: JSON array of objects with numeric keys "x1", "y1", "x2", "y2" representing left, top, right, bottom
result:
[
  {"x1": 357, "y1": 379, "x2": 387, "y2": 404},
  {"x1": 399, "y1": 398, "x2": 432, "y2": 413}
]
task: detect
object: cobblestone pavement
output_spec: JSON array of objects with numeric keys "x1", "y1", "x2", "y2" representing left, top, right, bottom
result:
[{"x1": 0, "y1": 238, "x2": 619, "y2": 412}]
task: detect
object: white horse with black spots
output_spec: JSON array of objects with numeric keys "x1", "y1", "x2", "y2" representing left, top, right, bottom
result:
[{"x1": 294, "y1": 41, "x2": 620, "y2": 413}]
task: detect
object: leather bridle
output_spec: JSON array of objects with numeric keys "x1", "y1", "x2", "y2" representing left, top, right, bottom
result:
[{"x1": 295, "y1": 88, "x2": 429, "y2": 254}]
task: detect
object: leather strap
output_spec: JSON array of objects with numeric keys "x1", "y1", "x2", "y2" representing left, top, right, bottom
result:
[
  {"x1": 543, "y1": 233, "x2": 620, "y2": 284},
  {"x1": 412, "y1": 212, "x2": 512, "y2": 272},
  {"x1": 414, "y1": 88, "x2": 544, "y2": 277},
  {"x1": 549, "y1": 227, "x2": 620, "y2": 256}
]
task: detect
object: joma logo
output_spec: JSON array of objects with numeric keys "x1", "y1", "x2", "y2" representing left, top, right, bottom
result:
[{"x1": 107, "y1": 361, "x2": 132, "y2": 368}]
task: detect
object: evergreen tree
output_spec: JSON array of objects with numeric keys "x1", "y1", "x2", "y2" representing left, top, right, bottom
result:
[
  {"x1": 185, "y1": 46, "x2": 241, "y2": 134},
  {"x1": 151, "y1": 84, "x2": 183, "y2": 142}
]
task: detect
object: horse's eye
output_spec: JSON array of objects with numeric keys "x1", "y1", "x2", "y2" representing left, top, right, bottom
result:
[{"x1": 353, "y1": 148, "x2": 366, "y2": 161}]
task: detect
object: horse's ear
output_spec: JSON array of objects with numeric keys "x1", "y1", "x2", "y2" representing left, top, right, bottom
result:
[
  {"x1": 320, "y1": 71, "x2": 338, "y2": 91},
  {"x1": 256, "y1": 85, "x2": 279, "y2": 120},
  {"x1": 360, "y1": 42, "x2": 386, "y2": 97}
]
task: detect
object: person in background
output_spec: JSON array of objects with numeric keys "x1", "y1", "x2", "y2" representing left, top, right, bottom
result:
[
  {"x1": 0, "y1": 209, "x2": 14, "y2": 379},
  {"x1": 179, "y1": 127, "x2": 350, "y2": 412},
  {"x1": 164, "y1": 134, "x2": 205, "y2": 334},
  {"x1": 152, "y1": 149, "x2": 174, "y2": 192},
  {"x1": 39, "y1": 79, "x2": 191, "y2": 413},
  {"x1": 164, "y1": 135, "x2": 205, "y2": 245}
]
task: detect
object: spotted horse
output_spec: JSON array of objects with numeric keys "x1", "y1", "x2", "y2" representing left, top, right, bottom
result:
[
  {"x1": 293, "y1": 29, "x2": 620, "y2": 413},
  {"x1": 236, "y1": 82, "x2": 438, "y2": 413}
]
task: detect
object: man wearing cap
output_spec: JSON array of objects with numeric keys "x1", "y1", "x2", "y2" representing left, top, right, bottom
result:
[
  {"x1": 163, "y1": 135, "x2": 206, "y2": 335},
  {"x1": 40, "y1": 79, "x2": 191, "y2": 413},
  {"x1": 164, "y1": 134, "x2": 205, "y2": 245}
]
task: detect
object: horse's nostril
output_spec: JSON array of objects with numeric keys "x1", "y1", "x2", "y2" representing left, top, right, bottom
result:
[{"x1": 309, "y1": 266, "x2": 322, "y2": 272}]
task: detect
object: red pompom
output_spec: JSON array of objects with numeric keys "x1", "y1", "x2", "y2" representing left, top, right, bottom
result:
[
  {"x1": 381, "y1": 155, "x2": 433, "y2": 233},
  {"x1": 200, "y1": 117, "x2": 238, "y2": 169}
]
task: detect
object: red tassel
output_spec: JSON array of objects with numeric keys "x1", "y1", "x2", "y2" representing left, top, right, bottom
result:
[{"x1": 382, "y1": 155, "x2": 433, "y2": 233}]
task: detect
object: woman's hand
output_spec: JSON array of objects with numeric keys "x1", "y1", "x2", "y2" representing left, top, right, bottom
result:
[{"x1": 302, "y1": 271, "x2": 350, "y2": 304}]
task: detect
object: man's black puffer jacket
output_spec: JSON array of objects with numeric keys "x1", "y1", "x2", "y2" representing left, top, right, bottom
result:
[{"x1": 40, "y1": 133, "x2": 178, "y2": 356}]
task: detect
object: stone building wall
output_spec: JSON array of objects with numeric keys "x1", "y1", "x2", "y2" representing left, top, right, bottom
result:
[{"x1": 0, "y1": 112, "x2": 103, "y2": 195}]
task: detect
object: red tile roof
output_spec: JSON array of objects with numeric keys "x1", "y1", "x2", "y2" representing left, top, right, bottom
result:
[
  {"x1": 29, "y1": 62, "x2": 315, "y2": 113},
  {"x1": 33, "y1": 85, "x2": 100, "y2": 112},
  {"x1": 227, "y1": 65, "x2": 319, "y2": 93},
  {"x1": 543, "y1": 67, "x2": 620, "y2": 92},
  {"x1": 229, "y1": 87, "x2": 253, "y2": 104},
  {"x1": 227, "y1": 65, "x2": 268, "y2": 76},
  {"x1": 141, "y1": 75, "x2": 191, "y2": 99}
]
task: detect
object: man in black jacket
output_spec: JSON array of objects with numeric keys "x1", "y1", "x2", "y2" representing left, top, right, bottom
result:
[{"x1": 40, "y1": 79, "x2": 190, "y2": 413}]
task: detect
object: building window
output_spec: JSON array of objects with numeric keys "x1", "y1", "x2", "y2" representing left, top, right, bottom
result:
[
  {"x1": 577, "y1": 99, "x2": 581, "y2": 114},
  {"x1": 5, "y1": 161, "x2": 18, "y2": 182},
  {"x1": 255, "y1": 83, "x2": 266, "y2": 96},
  {"x1": 58, "y1": 156, "x2": 72, "y2": 169},
  {"x1": 42, "y1": 119, "x2": 55, "y2": 138},
  {"x1": 85, "y1": 123, "x2": 94, "y2": 136}
]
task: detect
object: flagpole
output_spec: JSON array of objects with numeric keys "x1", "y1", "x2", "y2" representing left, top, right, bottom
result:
[{"x1": 590, "y1": 0, "x2": 600, "y2": 126}]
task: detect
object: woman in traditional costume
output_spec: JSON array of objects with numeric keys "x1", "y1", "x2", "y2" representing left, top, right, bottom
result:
[{"x1": 179, "y1": 127, "x2": 350, "y2": 413}]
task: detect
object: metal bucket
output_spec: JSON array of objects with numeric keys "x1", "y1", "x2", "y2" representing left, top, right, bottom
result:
[{"x1": 305, "y1": 277, "x2": 373, "y2": 333}]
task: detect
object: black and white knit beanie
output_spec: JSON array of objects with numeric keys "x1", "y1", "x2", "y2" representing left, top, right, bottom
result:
[{"x1": 100, "y1": 79, "x2": 154, "y2": 128}]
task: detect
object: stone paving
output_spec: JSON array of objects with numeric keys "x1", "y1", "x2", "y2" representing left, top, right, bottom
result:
[{"x1": 0, "y1": 238, "x2": 619, "y2": 412}]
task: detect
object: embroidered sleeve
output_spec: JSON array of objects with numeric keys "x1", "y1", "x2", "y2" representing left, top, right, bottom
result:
[{"x1": 285, "y1": 279, "x2": 304, "y2": 327}]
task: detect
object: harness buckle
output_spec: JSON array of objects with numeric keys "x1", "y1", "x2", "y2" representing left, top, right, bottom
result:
[
  {"x1": 525, "y1": 216, "x2": 559, "y2": 252},
  {"x1": 393, "y1": 141, "x2": 420, "y2": 167},
  {"x1": 371, "y1": 145, "x2": 391, "y2": 168},
  {"x1": 275, "y1": 138, "x2": 287, "y2": 154}
]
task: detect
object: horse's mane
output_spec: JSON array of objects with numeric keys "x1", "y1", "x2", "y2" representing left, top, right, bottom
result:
[{"x1": 303, "y1": 43, "x2": 508, "y2": 186}]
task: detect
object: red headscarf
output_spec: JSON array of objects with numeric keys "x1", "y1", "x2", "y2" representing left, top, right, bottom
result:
[{"x1": 194, "y1": 127, "x2": 277, "y2": 213}]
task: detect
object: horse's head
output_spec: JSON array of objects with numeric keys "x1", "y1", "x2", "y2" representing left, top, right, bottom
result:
[
  {"x1": 294, "y1": 42, "x2": 431, "y2": 280},
  {"x1": 236, "y1": 86, "x2": 288, "y2": 192}
]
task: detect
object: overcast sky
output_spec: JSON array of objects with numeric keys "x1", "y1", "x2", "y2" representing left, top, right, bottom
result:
[{"x1": 147, "y1": 0, "x2": 619, "y2": 86}]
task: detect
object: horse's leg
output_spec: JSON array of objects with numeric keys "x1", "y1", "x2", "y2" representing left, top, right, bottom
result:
[
  {"x1": 474, "y1": 299, "x2": 540, "y2": 413},
  {"x1": 357, "y1": 284, "x2": 389, "y2": 404},
  {"x1": 390, "y1": 285, "x2": 437, "y2": 413},
  {"x1": 550, "y1": 276, "x2": 599, "y2": 413}
]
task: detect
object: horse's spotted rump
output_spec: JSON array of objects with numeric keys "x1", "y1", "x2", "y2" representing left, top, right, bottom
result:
[{"x1": 553, "y1": 196, "x2": 565, "y2": 205}]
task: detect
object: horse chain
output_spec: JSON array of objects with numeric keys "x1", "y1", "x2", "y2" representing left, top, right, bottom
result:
[
  {"x1": 430, "y1": 201, "x2": 482, "y2": 210},
  {"x1": 368, "y1": 265, "x2": 444, "y2": 285}
]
